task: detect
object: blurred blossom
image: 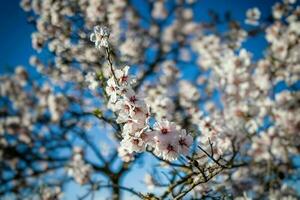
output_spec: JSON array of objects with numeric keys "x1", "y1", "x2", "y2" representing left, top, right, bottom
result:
[{"x1": 245, "y1": 7, "x2": 261, "y2": 26}]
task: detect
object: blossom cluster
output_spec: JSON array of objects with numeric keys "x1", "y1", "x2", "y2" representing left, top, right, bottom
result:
[
  {"x1": 67, "y1": 147, "x2": 92, "y2": 185},
  {"x1": 105, "y1": 65, "x2": 193, "y2": 161},
  {"x1": 88, "y1": 27, "x2": 194, "y2": 161}
]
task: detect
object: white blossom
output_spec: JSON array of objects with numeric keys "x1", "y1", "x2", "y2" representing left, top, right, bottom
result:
[
  {"x1": 85, "y1": 72, "x2": 99, "y2": 91},
  {"x1": 90, "y1": 25, "x2": 111, "y2": 48},
  {"x1": 245, "y1": 7, "x2": 261, "y2": 26}
]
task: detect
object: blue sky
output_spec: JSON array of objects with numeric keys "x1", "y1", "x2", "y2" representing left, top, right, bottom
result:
[
  {"x1": 0, "y1": 0, "x2": 288, "y2": 199},
  {"x1": 0, "y1": 0, "x2": 279, "y2": 74},
  {"x1": 0, "y1": 0, "x2": 35, "y2": 73}
]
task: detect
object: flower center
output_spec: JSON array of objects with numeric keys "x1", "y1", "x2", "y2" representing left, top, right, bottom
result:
[
  {"x1": 110, "y1": 86, "x2": 115, "y2": 91},
  {"x1": 130, "y1": 96, "x2": 137, "y2": 103},
  {"x1": 132, "y1": 139, "x2": 139, "y2": 145},
  {"x1": 179, "y1": 138, "x2": 186, "y2": 146},
  {"x1": 124, "y1": 104, "x2": 130, "y2": 111},
  {"x1": 120, "y1": 75, "x2": 128, "y2": 83},
  {"x1": 167, "y1": 144, "x2": 175, "y2": 152},
  {"x1": 134, "y1": 107, "x2": 141, "y2": 113},
  {"x1": 161, "y1": 128, "x2": 169, "y2": 134}
]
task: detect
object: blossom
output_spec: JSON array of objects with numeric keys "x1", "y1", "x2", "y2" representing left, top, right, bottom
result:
[
  {"x1": 152, "y1": 120, "x2": 178, "y2": 140},
  {"x1": 115, "y1": 65, "x2": 136, "y2": 86},
  {"x1": 67, "y1": 147, "x2": 92, "y2": 185},
  {"x1": 157, "y1": 138, "x2": 179, "y2": 161},
  {"x1": 105, "y1": 77, "x2": 118, "y2": 102},
  {"x1": 152, "y1": 1, "x2": 167, "y2": 19},
  {"x1": 114, "y1": 100, "x2": 131, "y2": 123},
  {"x1": 85, "y1": 72, "x2": 99, "y2": 90},
  {"x1": 40, "y1": 187, "x2": 63, "y2": 200},
  {"x1": 147, "y1": 95, "x2": 175, "y2": 120},
  {"x1": 90, "y1": 25, "x2": 110, "y2": 48},
  {"x1": 179, "y1": 80, "x2": 200, "y2": 108},
  {"x1": 120, "y1": 135, "x2": 146, "y2": 153},
  {"x1": 118, "y1": 146, "x2": 134, "y2": 162},
  {"x1": 245, "y1": 7, "x2": 261, "y2": 26},
  {"x1": 177, "y1": 130, "x2": 193, "y2": 155},
  {"x1": 124, "y1": 89, "x2": 146, "y2": 108},
  {"x1": 119, "y1": 38, "x2": 142, "y2": 61},
  {"x1": 129, "y1": 106, "x2": 149, "y2": 123},
  {"x1": 272, "y1": 3, "x2": 284, "y2": 19},
  {"x1": 150, "y1": 120, "x2": 193, "y2": 161},
  {"x1": 122, "y1": 120, "x2": 147, "y2": 136}
]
